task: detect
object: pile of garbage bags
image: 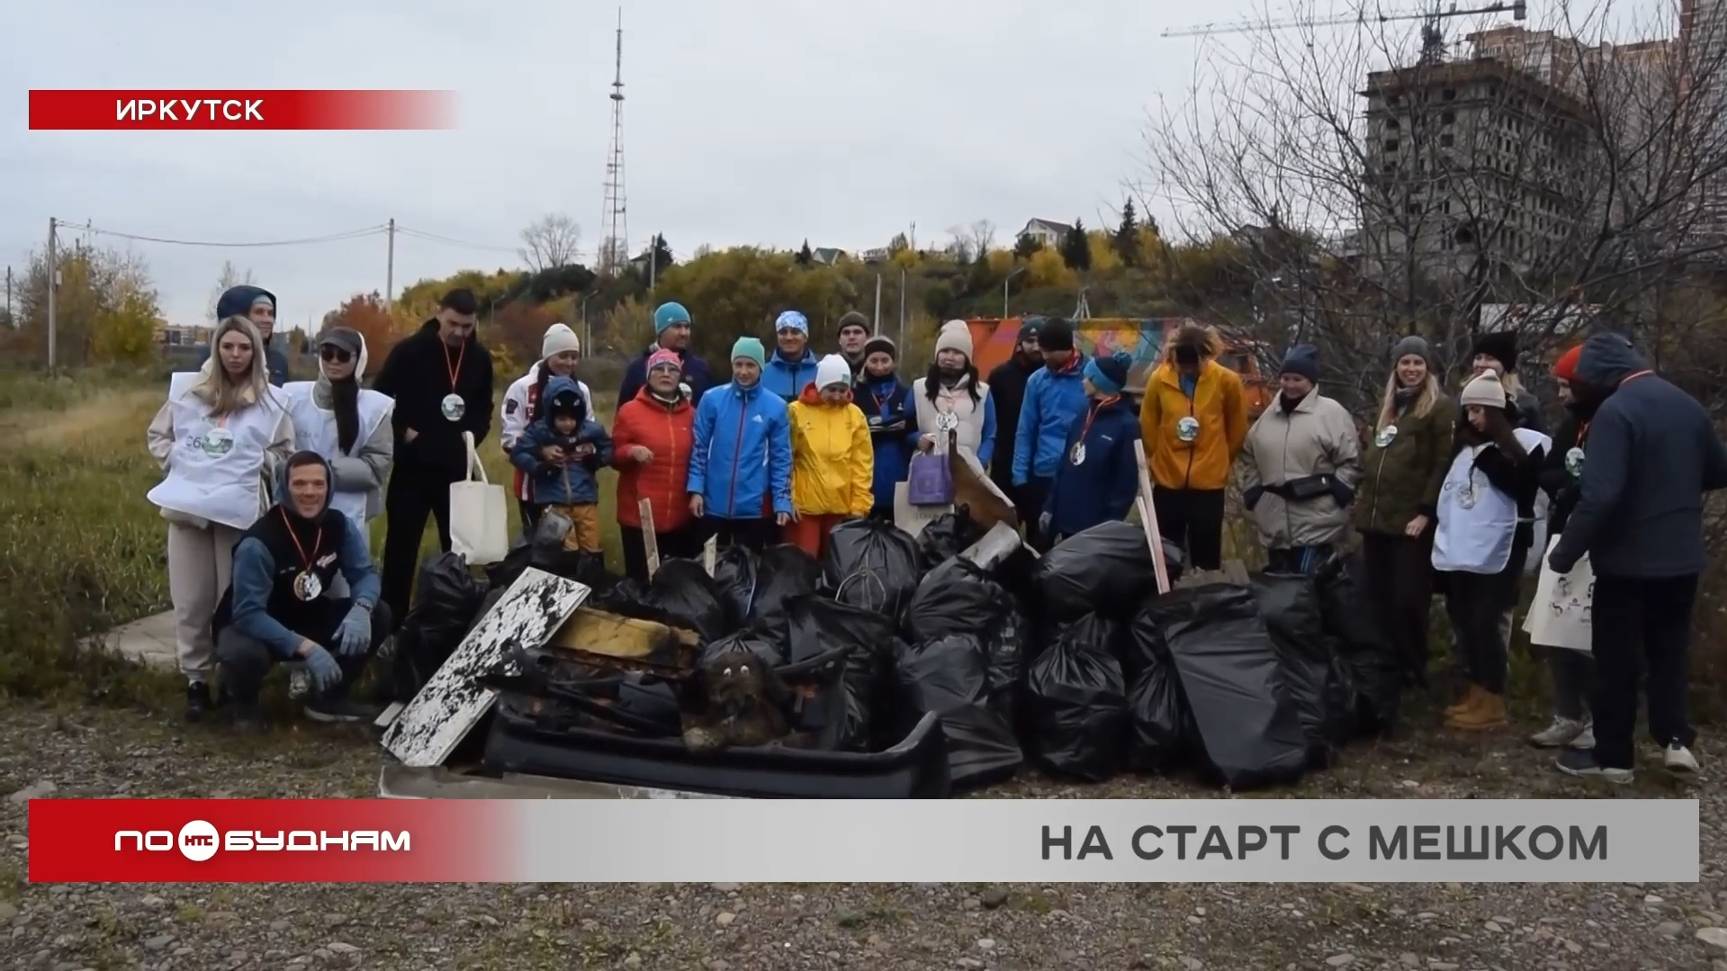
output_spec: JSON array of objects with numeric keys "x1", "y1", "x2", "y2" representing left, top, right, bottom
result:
[{"x1": 397, "y1": 512, "x2": 1395, "y2": 792}]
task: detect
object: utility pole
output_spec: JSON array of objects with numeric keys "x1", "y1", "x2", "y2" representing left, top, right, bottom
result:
[
  {"x1": 648, "y1": 233, "x2": 657, "y2": 293},
  {"x1": 872, "y1": 274, "x2": 882, "y2": 334},
  {"x1": 46, "y1": 217, "x2": 57, "y2": 372},
  {"x1": 5, "y1": 265, "x2": 11, "y2": 328},
  {"x1": 1003, "y1": 266, "x2": 1027, "y2": 318},
  {"x1": 385, "y1": 217, "x2": 396, "y2": 312},
  {"x1": 898, "y1": 268, "x2": 907, "y2": 349}
]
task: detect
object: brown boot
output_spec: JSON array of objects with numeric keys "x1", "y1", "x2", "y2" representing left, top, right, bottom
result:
[
  {"x1": 1448, "y1": 691, "x2": 1507, "y2": 730},
  {"x1": 1443, "y1": 684, "x2": 1482, "y2": 718}
]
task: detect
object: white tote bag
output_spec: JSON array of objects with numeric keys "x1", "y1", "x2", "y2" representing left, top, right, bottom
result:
[
  {"x1": 450, "y1": 430, "x2": 508, "y2": 566},
  {"x1": 1524, "y1": 534, "x2": 1594, "y2": 653}
]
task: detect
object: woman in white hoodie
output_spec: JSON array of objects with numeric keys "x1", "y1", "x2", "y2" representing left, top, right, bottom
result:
[
  {"x1": 499, "y1": 322, "x2": 593, "y2": 529},
  {"x1": 146, "y1": 315, "x2": 293, "y2": 722},
  {"x1": 281, "y1": 327, "x2": 394, "y2": 529}
]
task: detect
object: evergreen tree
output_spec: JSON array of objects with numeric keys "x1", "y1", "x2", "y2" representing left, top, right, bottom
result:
[
  {"x1": 1061, "y1": 218, "x2": 1091, "y2": 271},
  {"x1": 1114, "y1": 200, "x2": 1140, "y2": 267},
  {"x1": 796, "y1": 239, "x2": 813, "y2": 266},
  {"x1": 1014, "y1": 233, "x2": 1043, "y2": 260}
]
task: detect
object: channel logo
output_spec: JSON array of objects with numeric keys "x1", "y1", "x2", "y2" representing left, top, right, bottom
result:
[{"x1": 113, "y1": 821, "x2": 410, "y2": 860}]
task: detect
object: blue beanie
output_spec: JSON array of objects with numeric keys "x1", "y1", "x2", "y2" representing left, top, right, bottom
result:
[
  {"x1": 1280, "y1": 343, "x2": 1321, "y2": 383},
  {"x1": 774, "y1": 310, "x2": 809, "y2": 335},
  {"x1": 1084, "y1": 351, "x2": 1133, "y2": 395},
  {"x1": 653, "y1": 301, "x2": 691, "y2": 335}
]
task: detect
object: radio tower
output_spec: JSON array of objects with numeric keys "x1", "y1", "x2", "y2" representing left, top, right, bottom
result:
[{"x1": 598, "y1": 8, "x2": 628, "y2": 275}]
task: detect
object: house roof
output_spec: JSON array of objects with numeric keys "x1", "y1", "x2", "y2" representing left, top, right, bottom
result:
[{"x1": 1019, "y1": 218, "x2": 1073, "y2": 236}]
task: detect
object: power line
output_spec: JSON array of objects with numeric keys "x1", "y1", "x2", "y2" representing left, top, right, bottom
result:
[
  {"x1": 394, "y1": 225, "x2": 518, "y2": 254},
  {"x1": 69, "y1": 222, "x2": 387, "y2": 248}
]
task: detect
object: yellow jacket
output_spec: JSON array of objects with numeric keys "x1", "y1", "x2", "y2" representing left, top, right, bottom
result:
[
  {"x1": 1139, "y1": 359, "x2": 1248, "y2": 491},
  {"x1": 789, "y1": 389, "x2": 875, "y2": 517}
]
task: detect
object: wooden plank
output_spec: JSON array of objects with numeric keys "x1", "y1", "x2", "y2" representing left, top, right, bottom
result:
[
  {"x1": 548, "y1": 606, "x2": 696, "y2": 659},
  {"x1": 1133, "y1": 439, "x2": 1173, "y2": 594},
  {"x1": 381, "y1": 567, "x2": 590, "y2": 768},
  {"x1": 638, "y1": 498, "x2": 661, "y2": 578},
  {"x1": 702, "y1": 535, "x2": 718, "y2": 577}
]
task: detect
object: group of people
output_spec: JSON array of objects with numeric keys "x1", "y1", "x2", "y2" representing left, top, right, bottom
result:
[{"x1": 146, "y1": 284, "x2": 1727, "y2": 785}]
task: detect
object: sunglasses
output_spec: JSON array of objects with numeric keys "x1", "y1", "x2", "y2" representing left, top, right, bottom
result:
[{"x1": 320, "y1": 346, "x2": 354, "y2": 363}]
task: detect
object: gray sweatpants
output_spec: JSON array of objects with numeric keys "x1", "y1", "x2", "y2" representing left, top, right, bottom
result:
[{"x1": 166, "y1": 521, "x2": 243, "y2": 684}]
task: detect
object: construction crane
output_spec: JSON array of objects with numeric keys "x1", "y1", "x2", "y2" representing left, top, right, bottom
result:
[{"x1": 1163, "y1": 1, "x2": 1527, "y2": 63}]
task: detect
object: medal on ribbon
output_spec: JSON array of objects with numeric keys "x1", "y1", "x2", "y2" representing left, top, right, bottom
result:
[
  {"x1": 292, "y1": 570, "x2": 323, "y2": 602},
  {"x1": 1069, "y1": 442, "x2": 1086, "y2": 466},
  {"x1": 1176, "y1": 416, "x2": 1201, "y2": 443},
  {"x1": 1374, "y1": 424, "x2": 1398, "y2": 448},
  {"x1": 441, "y1": 393, "x2": 466, "y2": 422},
  {"x1": 279, "y1": 509, "x2": 324, "y2": 604}
]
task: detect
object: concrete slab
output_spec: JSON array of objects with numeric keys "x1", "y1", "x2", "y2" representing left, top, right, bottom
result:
[{"x1": 106, "y1": 610, "x2": 178, "y2": 671}]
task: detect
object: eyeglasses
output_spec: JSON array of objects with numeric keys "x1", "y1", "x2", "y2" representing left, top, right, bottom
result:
[{"x1": 320, "y1": 346, "x2": 353, "y2": 363}]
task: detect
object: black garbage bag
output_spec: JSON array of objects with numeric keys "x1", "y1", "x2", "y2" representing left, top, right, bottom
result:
[
  {"x1": 904, "y1": 556, "x2": 1011, "y2": 642},
  {"x1": 750, "y1": 545, "x2": 822, "y2": 655},
  {"x1": 822, "y1": 519, "x2": 922, "y2": 619},
  {"x1": 712, "y1": 546, "x2": 759, "y2": 629},
  {"x1": 1147, "y1": 584, "x2": 1309, "y2": 789},
  {"x1": 916, "y1": 509, "x2": 981, "y2": 571},
  {"x1": 1317, "y1": 554, "x2": 1399, "y2": 730},
  {"x1": 394, "y1": 553, "x2": 489, "y2": 698},
  {"x1": 1035, "y1": 521, "x2": 1175, "y2": 622},
  {"x1": 785, "y1": 596, "x2": 895, "y2": 751},
  {"x1": 600, "y1": 559, "x2": 730, "y2": 644},
  {"x1": 986, "y1": 599, "x2": 1030, "y2": 719},
  {"x1": 1127, "y1": 658, "x2": 1186, "y2": 773},
  {"x1": 894, "y1": 633, "x2": 1021, "y2": 788},
  {"x1": 1251, "y1": 572, "x2": 1355, "y2": 764},
  {"x1": 1025, "y1": 614, "x2": 1129, "y2": 782},
  {"x1": 487, "y1": 542, "x2": 619, "y2": 596}
]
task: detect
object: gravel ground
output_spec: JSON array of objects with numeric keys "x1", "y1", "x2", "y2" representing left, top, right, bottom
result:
[{"x1": 0, "y1": 701, "x2": 1722, "y2": 971}]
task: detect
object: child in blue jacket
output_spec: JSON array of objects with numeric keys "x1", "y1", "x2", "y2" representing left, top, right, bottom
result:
[
  {"x1": 1042, "y1": 352, "x2": 1141, "y2": 543},
  {"x1": 511, "y1": 376, "x2": 613, "y2": 553},
  {"x1": 854, "y1": 336, "x2": 919, "y2": 517}
]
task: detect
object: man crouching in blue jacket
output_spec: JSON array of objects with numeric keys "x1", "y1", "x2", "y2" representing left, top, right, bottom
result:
[
  {"x1": 511, "y1": 376, "x2": 613, "y2": 554},
  {"x1": 689, "y1": 337, "x2": 793, "y2": 551},
  {"x1": 1040, "y1": 352, "x2": 1141, "y2": 544},
  {"x1": 213, "y1": 451, "x2": 390, "y2": 731}
]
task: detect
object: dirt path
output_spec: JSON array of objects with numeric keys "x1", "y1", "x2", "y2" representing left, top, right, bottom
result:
[{"x1": 0, "y1": 701, "x2": 1721, "y2": 970}]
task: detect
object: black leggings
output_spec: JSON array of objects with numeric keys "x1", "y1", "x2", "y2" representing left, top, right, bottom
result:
[{"x1": 1152, "y1": 488, "x2": 1226, "y2": 571}]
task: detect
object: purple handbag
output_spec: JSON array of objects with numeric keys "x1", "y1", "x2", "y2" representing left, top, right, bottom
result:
[{"x1": 907, "y1": 450, "x2": 954, "y2": 506}]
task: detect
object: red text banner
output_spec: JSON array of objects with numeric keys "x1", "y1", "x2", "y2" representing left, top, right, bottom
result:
[{"x1": 28, "y1": 90, "x2": 455, "y2": 131}]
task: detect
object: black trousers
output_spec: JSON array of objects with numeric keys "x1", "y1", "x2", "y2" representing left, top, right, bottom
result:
[
  {"x1": 1591, "y1": 573, "x2": 1699, "y2": 769},
  {"x1": 382, "y1": 463, "x2": 455, "y2": 627},
  {"x1": 698, "y1": 515, "x2": 777, "y2": 553},
  {"x1": 216, "y1": 599, "x2": 392, "y2": 703},
  {"x1": 1440, "y1": 529, "x2": 1528, "y2": 697},
  {"x1": 620, "y1": 524, "x2": 703, "y2": 584},
  {"x1": 1018, "y1": 477, "x2": 1053, "y2": 551},
  {"x1": 1152, "y1": 488, "x2": 1226, "y2": 571},
  {"x1": 1360, "y1": 530, "x2": 1435, "y2": 687}
]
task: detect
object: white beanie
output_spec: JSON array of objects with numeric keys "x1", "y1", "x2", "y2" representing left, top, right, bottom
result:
[
  {"x1": 815, "y1": 353, "x2": 852, "y2": 390},
  {"x1": 935, "y1": 319, "x2": 973, "y2": 360},
  {"x1": 541, "y1": 322, "x2": 581, "y2": 359},
  {"x1": 1459, "y1": 370, "x2": 1507, "y2": 410}
]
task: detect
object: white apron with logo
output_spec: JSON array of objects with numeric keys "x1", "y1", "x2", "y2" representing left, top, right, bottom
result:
[
  {"x1": 282, "y1": 381, "x2": 393, "y2": 524},
  {"x1": 146, "y1": 373, "x2": 284, "y2": 531},
  {"x1": 1431, "y1": 427, "x2": 1550, "y2": 575}
]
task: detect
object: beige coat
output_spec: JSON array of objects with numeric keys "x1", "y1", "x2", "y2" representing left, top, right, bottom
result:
[{"x1": 1239, "y1": 388, "x2": 1362, "y2": 550}]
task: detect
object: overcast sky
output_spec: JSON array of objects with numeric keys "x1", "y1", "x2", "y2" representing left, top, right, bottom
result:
[{"x1": 2, "y1": 0, "x2": 1663, "y2": 329}]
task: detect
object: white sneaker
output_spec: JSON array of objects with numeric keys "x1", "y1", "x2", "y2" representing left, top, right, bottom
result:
[
  {"x1": 1663, "y1": 743, "x2": 1699, "y2": 775},
  {"x1": 1529, "y1": 716, "x2": 1586, "y2": 749},
  {"x1": 1569, "y1": 722, "x2": 1595, "y2": 751}
]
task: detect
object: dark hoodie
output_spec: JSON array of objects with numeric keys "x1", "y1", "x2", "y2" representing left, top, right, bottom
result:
[
  {"x1": 197, "y1": 285, "x2": 288, "y2": 386},
  {"x1": 213, "y1": 452, "x2": 381, "y2": 658},
  {"x1": 371, "y1": 317, "x2": 495, "y2": 481},
  {"x1": 1549, "y1": 333, "x2": 1727, "y2": 578}
]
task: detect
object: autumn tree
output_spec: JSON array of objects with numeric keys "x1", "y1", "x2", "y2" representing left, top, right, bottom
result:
[
  {"x1": 17, "y1": 244, "x2": 162, "y2": 367},
  {"x1": 490, "y1": 301, "x2": 559, "y2": 373},
  {"x1": 657, "y1": 247, "x2": 858, "y2": 364},
  {"x1": 322, "y1": 292, "x2": 408, "y2": 361},
  {"x1": 208, "y1": 260, "x2": 255, "y2": 322},
  {"x1": 1013, "y1": 233, "x2": 1043, "y2": 260},
  {"x1": 519, "y1": 213, "x2": 583, "y2": 272}
]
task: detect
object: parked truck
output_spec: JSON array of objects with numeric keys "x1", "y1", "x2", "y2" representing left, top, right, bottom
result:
[{"x1": 963, "y1": 316, "x2": 1273, "y2": 416}]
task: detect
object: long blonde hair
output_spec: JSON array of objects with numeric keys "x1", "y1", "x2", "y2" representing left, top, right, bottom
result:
[
  {"x1": 191, "y1": 316, "x2": 271, "y2": 417},
  {"x1": 1376, "y1": 368, "x2": 1441, "y2": 432}
]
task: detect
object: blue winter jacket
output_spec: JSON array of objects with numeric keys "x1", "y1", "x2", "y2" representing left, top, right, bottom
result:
[
  {"x1": 856, "y1": 374, "x2": 920, "y2": 514},
  {"x1": 689, "y1": 380, "x2": 793, "y2": 519},
  {"x1": 1044, "y1": 396, "x2": 1141, "y2": 538},
  {"x1": 510, "y1": 377, "x2": 613, "y2": 505},
  {"x1": 1011, "y1": 360, "x2": 1089, "y2": 485},
  {"x1": 762, "y1": 350, "x2": 819, "y2": 402}
]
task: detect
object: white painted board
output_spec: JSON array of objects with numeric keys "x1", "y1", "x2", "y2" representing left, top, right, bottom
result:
[{"x1": 381, "y1": 567, "x2": 591, "y2": 767}]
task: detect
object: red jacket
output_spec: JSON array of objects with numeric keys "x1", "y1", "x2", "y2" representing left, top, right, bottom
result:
[{"x1": 612, "y1": 388, "x2": 696, "y2": 532}]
